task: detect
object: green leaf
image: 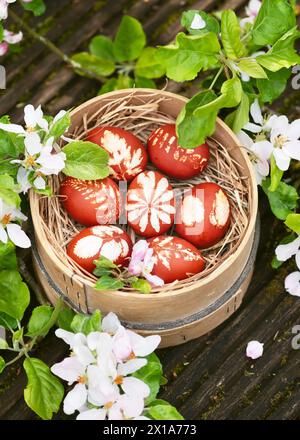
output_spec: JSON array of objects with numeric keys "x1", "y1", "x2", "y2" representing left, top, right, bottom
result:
[
  {"x1": 57, "y1": 307, "x2": 75, "y2": 332},
  {"x1": 93, "y1": 256, "x2": 117, "y2": 277},
  {"x1": 98, "y1": 78, "x2": 118, "y2": 95},
  {"x1": 256, "y1": 68, "x2": 291, "y2": 103},
  {"x1": 21, "y1": 0, "x2": 46, "y2": 16},
  {"x1": 147, "y1": 399, "x2": 184, "y2": 420},
  {"x1": 115, "y1": 74, "x2": 134, "y2": 90},
  {"x1": 131, "y1": 278, "x2": 151, "y2": 294},
  {"x1": 262, "y1": 179, "x2": 299, "y2": 220},
  {"x1": 114, "y1": 16, "x2": 146, "y2": 62},
  {"x1": 285, "y1": 214, "x2": 300, "y2": 235},
  {"x1": 133, "y1": 353, "x2": 163, "y2": 404},
  {"x1": 47, "y1": 112, "x2": 71, "y2": 141},
  {"x1": 71, "y1": 52, "x2": 115, "y2": 77},
  {"x1": 232, "y1": 91, "x2": 250, "y2": 133},
  {"x1": 94, "y1": 275, "x2": 124, "y2": 291},
  {"x1": 27, "y1": 306, "x2": 54, "y2": 338},
  {"x1": 0, "y1": 118, "x2": 25, "y2": 159},
  {"x1": 134, "y1": 77, "x2": 156, "y2": 89},
  {"x1": 252, "y1": 0, "x2": 296, "y2": 47},
  {"x1": 63, "y1": 141, "x2": 109, "y2": 180},
  {"x1": 0, "y1": 174, "x2": 21, "y2": 208},
  {"x1": 71, "y1": 310, "x2": 102, "y2": 335},
  {"x1": 256, "y1": 27, "x2": 300, "y2": 72},
  {"x1": 12, "y1": 327, "x2": 24, "y2": 348},
  {"x1": 135, "y1": 47, "x2": 166, "y2": 79},
  {"x1": 0, "y1": 270, "x2": 30, "y2": 321},
  {"x1": 237, "y1": 59, "x2": 268, "y2": 79},
  {"x1": 0, "y1": 23, "x2": 3, "y2": 43},
  {"x1": 181, "y1": 10, "x2": 220, "y2": 35},
  {"x1": 23, "y1": 357, "x2": 64, "y2": 420},
  {"x1": 0, "y1": 356, "x2": 5, "y2": 374},
  {"x1": 0, "y1": 338, "x2": 8, "y2": 350},
  {"x1": 0, "y1": 312, "x2": 18, "y2": 330},
  {"x1": 221, "y1": 10, "x2": 247, "y2": 60},
  {"x1": 269, "y1": 155, "x2": 284, "y2": 192},
  {"x1": 89, "y1": 35, "x2": 115, "y2": 61},
  {"x1": 0, "y1": 242, "x2": 17, "y2": 271},
  {"x1": 157, "y1": 32, "x2": 220, "y2": 82}
]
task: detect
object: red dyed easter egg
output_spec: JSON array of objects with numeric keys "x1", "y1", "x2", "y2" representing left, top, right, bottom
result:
[
  {"x1": 147, "y1": 124, "x2": 210, "y2": 179},
  {"x1": 86, "y1": 126, "x2": 147, "y2": 181},
  {"x1": 147, "y1": 235, "x2": 205, "y2": 283},
  {"x1": 60, "y1": 176, "x2": 121, "y2": 226},
  {"x1": 175, "y1": 182, "x2": 231, "y2": 249},
  {"x1": 67, "y1": 225, "x2": 132, "y2": 273},
  {"x1": 126, "y1": 170, "x2": 176, "y2": 238}
]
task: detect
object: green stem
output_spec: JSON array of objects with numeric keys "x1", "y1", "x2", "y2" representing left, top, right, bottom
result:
[
  {"x1": 9, "y1": 9, "x2": 106, "y2": 83},
  {"x1": 209, "y1": 66, "x2": 224, "y2": 90},
  {"x1": 4, "y1": 350, "x2": 26, "y2": 368}
]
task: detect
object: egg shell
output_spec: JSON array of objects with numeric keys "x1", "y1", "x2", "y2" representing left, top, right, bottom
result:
[
  {"x1": 67, "y1": 225, "x2": 133, "y2": 273},
  {"x1": 147, "y1": 124, "x2": 210, "y2": 179},
  {"x1": 60, "y1": 176, "x2": 121, "y2": 226},
  {"x1": 175, "y1": 182, "x2": 231, "y2": 249},
  {"x1": 126, "y1": 170, "x2": 176, "y2": 238},
  {"x1": 147, "y1": 235, "x2": 205, "y2": 283},
  {"x1": 86, "y1": 126, "x2": 148, "y2": 181}
]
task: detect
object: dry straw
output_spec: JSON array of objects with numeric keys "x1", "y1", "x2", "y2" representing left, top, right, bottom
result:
[{"x1": 37, "y1": 91, "x2": 251, "y2": 294}]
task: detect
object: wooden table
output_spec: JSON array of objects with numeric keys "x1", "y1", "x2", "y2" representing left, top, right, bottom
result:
[{"x1": 0, "y1": 0, "x2": 300, "y2": 420}]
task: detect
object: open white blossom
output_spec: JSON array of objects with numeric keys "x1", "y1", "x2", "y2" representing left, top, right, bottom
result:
[
  {"x1": 51, "y1": 313, "x2": 161, "y2": 421},
  {"x1": 0, "y1": 198, "x2": 31, "y2": 248}
]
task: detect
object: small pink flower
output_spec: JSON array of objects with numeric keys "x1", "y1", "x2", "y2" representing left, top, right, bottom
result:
[
  {"x1": 128, "y1": 240, "x2": 164, "y2": 287},
  {"x1": 0, "y1": 42, "x2": 9, "y2": 56},
  {"x1": 246, "y1": 340, "x2": 264, "y2": 360}
]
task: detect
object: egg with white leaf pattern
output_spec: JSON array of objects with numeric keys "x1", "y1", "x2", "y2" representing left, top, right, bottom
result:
[
  {"x1": 67, "y1": 225, "x2": 133, "y2": 273},
  {"x1": 126, "y1": 170, "x2": 176, "y2": 238}
]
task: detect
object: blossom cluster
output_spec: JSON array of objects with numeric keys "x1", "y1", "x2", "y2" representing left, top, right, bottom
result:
[
  {"x1": 0, "y1": 0, "x2": 34, "y2": 56},
  {"x1": 51, "y1": 312, "x2": 161, "y2": 420}
]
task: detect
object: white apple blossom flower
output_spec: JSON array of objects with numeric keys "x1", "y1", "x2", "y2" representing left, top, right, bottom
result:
[
  {"x1": 275, "y1": 236, "x2": 300, "y2": 270},
  {"x1": 240, "y1": 0, "x2": 262, "y2": 28},
  {"x1": 285, "y1": 272, "x2": 300, "y2": 297},
  {"x1": 237, "y1": 129, "x2": 271, "y2": 185},
  {"x1": 0, "y1": 104, "x2": 48, "y2": 134},
  {"x1": 246, "y1": 340, "x2": 264, "y2": 359},
  {"x1": 0, "y1": 198, "x2": 31, "y2": 248},
  {"x1": 190, "y1": 13, "x2": 206, "y2": 30},
  {"x1": 243, "y1": 99, "x2": 274, "y2": 134}
]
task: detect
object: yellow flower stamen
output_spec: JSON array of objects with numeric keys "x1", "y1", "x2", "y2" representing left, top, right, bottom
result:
[
  {"x1": 104, "y1": 401, "x2": 113, "y2": 410},
  {"x1": 1, "y1": 214, "x2": 11, "y2": 226},
  {"x1": 114, "y1": 375, "x2": 123, "y2": 385}
]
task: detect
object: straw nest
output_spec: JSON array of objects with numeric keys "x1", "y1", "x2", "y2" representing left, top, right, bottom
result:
[{"x1": 36, "y1": 91, "x2": 251, "y2": 294}]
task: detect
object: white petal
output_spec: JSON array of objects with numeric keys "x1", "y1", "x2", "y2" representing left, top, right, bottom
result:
[
  {"x1": 24, "y1": 105, "x2": 37, "y2": 128},
  {"x1": 53, "y1": 110, "x2": 67, "y2": 124},
  {"x1": 17, "y1": 167, "x2": 32, "y2": 194},
  {"x1": 273, "y1": 148, "x2": 290, "y2": 171},
  {"x1": 102, "y1": 312, "x2": 122, "y2": 335},
  {"x1": 285, "y1": 271, "x2": 300, "y2": 297},
  {"x1": 86, "y1": 331, "x2": 102, "y2": 351},
  {"x1": 34, "y1": 176, "x2": 46, "y2": 190},
  {"x1": 286, "y1": 119, "x2": 300, "y2": 140},
  {"x1": 283, "y1": 140, "x2": 300, "y2": 161},
  {"x1": 127, "y1": 330, "x2": 161, "y2": 357},
  {"x1": 117, "y1": 358, "x2": 147, "y2": 376},
  {"x1": 252, "y1": 141, "x2": 273, "y2": 160},
  {"x1": 122, "y1": 377, "x2": 150, "y2": 399},
  {"x1": 296, "y1": 251, "x2": 300, "y2": 271},
  {"x1": 55, "y1": 329, "x2": 86, "y2": 348},
  {"x1": 246, "y1": 341, "x2": 264, "y2": 360},
  {"x1": 250, "y1": 99, "x2": 263, "y2": 125},
  {"x1": 77, "y1": 408, "x2": 106, "y2": 420},
  {"x1": 0, "y1": 122, "x2": 25, "y2": 134},
  {"x1": 4, "y1": 30, "x2": 23, "y2": 44},
  {"x1": 144, "y1": 272, "x2": 165, "y2": 287},
  {"x1": 108, "y1": 403, "x2": 123, "y2": 420},
  {"x1": 118, "y1": 394, "x2": 144, "y2": 419},
  {"x1": 73, "y1": 345, "x2": 95, "y2": 367},
  {"x1": 113, "y1": 327, "x2": 132, "y2": 361},
  {"x1": 190, "y1": 14, "x2": 206, "y2": 30},
  {"x1": 24, "y1": 132, "x2": 42, "y2": 155},
  {"x1": 270, "y1": 116, "x2": 289, "y2": 142},
  {"x1": 275, "y1": 236, "x2": 300, "y2": 262},
  {"x1": 63, "y1": 383, "x2": 87, "y2": 415},
  {"x1": 6, "y1": 224, "x2": 31, "y2": 248},
  {"x1": 256, "y1": 160, "x2": 269, "y2": 178},
  {"x1": 243, "y1": 122, "x2": 263, "y2": 134},
  {"x1": 237, "y1": 130, "x2": 253, "y2": 149},
  {"x1": 51, "y1": 356, "x2": 85, "y2": 385},
  {"x1": 0, "y1": 224, "x2": 8, "y2": 244}
]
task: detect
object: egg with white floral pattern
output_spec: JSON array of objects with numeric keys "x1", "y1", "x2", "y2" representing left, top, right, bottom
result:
[
  {"x1": 60, "y1": 176, "x2": 121, "y2": 226},
  {"x1": 126, "y1": 170, "x2": 176, "y2": 238},
  {"x1": 67, "y1": 225, "x2": 133, "y2": 273},
  {"x1": 175, "y1": 182, "x2": 231, "y2": 248},
  {"x1": 147, "y1": 236, "x2": 205, "y2": 283},
  {"x1": 147, "y1": 124, "x2": 210, "y2": 179},
  {"x1": 86, "y1": 126, "x2": 147, "y2": 181}
]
